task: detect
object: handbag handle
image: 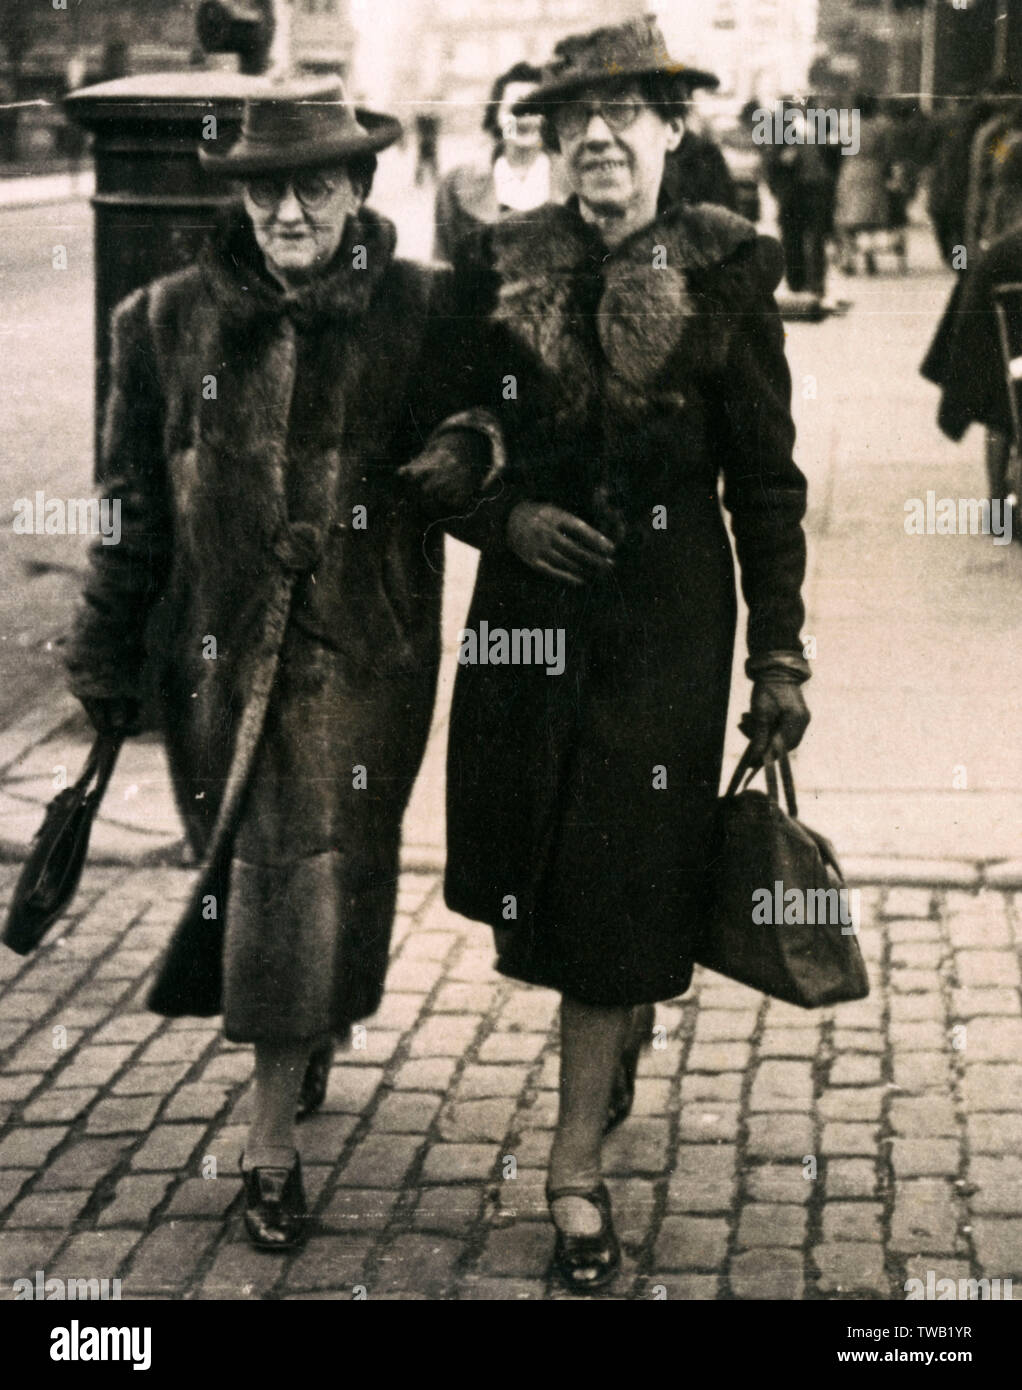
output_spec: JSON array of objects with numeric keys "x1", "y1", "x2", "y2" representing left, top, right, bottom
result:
[
  {"x1": 725, "y1": 740, "x2": 799, "y2": 819},
  {"x1": 76, "y1": 733, "x2": 122, "y2": 807}
]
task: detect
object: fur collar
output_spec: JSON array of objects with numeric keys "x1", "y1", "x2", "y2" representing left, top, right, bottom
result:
[
  {"x1": 200, "y1": 205, "x2": 398, "y2": 331},
  {"x1": 487, "y1": 199, "x2": 764, "y2": 394}
]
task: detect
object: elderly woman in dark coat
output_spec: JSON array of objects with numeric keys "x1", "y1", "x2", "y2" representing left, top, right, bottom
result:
[
  {"x1": 434, "y1": 19, "x2": 811, "y2": 1290},
  {"x1": 65, "y1": 80, "x2": 496, "y2": 1252}
]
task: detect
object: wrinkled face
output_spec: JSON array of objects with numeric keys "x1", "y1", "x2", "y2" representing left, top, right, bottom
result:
[
  {"x1": 243, "y1": 164, "x2": 362, "y2": 279},
  {"x1": 554, "y1": 81, "x2": 682, "y2": 216},
  {"x1": 498, "y1": 80, "x2": 544, "y2": 151}
]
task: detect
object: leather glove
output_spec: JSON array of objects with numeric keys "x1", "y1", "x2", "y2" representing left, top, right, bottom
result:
[
  {"x1": 739, "y1": 678, "x2": 810, "y2": 761},
  {"x1": 80, "y1": 697, "x2": 142, "y2": 738},
  {"x1": 506, "y1": 501, "x2": 616, "y2": 585},
  {"x1": 398, "y1": 429, "x2": 491, "y2": 512}
]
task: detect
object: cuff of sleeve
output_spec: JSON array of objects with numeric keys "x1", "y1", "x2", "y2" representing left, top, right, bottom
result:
[
  {"x1": 428, "y1": 408, "x2": 506, "y2": 491},
  {"x1": 745, "y1": 650, "x2": 811, "y2": 684}
]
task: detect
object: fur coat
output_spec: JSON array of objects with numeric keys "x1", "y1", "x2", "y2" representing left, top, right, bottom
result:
[
  {"x1": 66, "y1": 208, "x2": 494, "y2": 1037},
  {"x1": 441, "y1": 197, "x2": 808, "y2": 1005}
]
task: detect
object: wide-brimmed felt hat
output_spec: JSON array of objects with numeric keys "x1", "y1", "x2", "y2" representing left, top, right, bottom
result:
[
  {"x1": 200, "y1": 76, "x2": 402, "y2": 177},
  {"x1": 513, "y1": 15, "x2": 718, "y2": 115}
]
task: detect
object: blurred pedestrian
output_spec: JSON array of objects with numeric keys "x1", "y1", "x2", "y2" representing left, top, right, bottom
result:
[
  {"x1": 762, "y1": 101, "x2": 835, "y2": 296},
  {"x1": 834, "y1": 93, "x2": 894, "y2": 275},
  {"x1": 437, "y1": 17, "x2": 809, "y2": 1293},
  {"x1": 433, "y1": 61, "x2": 558, "y2": 263},
  {"x1": 414, "y1": 110, "x2": 440, "y2": 186},
  {"x1": 64, "y1": 80, "x2": 500, "y2": 1253}
]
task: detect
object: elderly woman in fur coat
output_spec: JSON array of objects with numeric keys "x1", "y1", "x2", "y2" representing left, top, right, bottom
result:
[
  {"x1": 65, "y1": 80, "x2": 496, "y2": 1252},
  {"x1": 430, "y1": 19, "x2": 811, "y2": 1291}
]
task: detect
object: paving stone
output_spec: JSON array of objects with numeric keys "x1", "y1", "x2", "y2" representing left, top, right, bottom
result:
[
  {"x1": 758, "y1": 1029, "x2": 820, "y2": 1058},
  {"x1": 832, "y1": 1030, "x2": 884, "y2": 1053},
  {"x1": 646, "y1": 1273, "x2": 722, "y2": 1300},
  {"x1": 335, "y1": 1134, "x2": 422, "y2": 1188},
  {"x1": 0, "y1": 1125, "x2": 70, "y2": 1168},
  {"x1": 736, "y1": 1203, "x2": 807, "y2": 1248},
  {"x1": 813, "y1": 1241, "x2": 888, "y2": 1295},
  {"x1": 285, "y1": 1236, "x2": 375, "y2": 1292},
  {"x1": 749, "y1": 1060, "x2": 813, "y2": 1111},
  {"x1": 819, "y1": 1087, "x2": 885, "y2": 1122},
  {"x1": 677, "y1": 1103, "x2": 740, "y2": 1144},
  {"x1": 836, "y1": 998, "x2": 885, "y2": 1030},
  {"x1": 883, "y1": 888, "x2": 934, "y2": 919},
  {"x1": 400, "y1": 931, "x2": 458, "y2": 962},
  {"x1": 438, "y1": 1097, "x2": 516, "y2": 1143},
  {"x1": 410, "y1": 1185, "x2": 483, "y2": 1235},
  {"x1": 889, "y1": 993, "x2": 944, "y2": 1022},
  {"x1": 889, "y1": 1021, "x2": 947, "y2": 1052},
  {"x1": 667, "y1": 1146, "x2": 737, "y2": 1213},
  {"x1": 321, "y1": 1065, "x2": 385, "y2": 1112},
  {"x1": 35, "y1": 1137, "x2": 130, "y2": 1191},
  {"x1": 476, "y1": 1223, "x2": 552, "y2": 1277},
  {"x1": 162, "y1": 1083, "x2": 231, "y2": 1122},
  {"x1": 971, "y1": 1219, "x2": 1022, "y2": 1279},
  {"x1": 764, "y1": 1000, "x2": 824, "y2": 1030},
  {"x1": 892, "y1": 942, "x2": 945, "y2": 970},
  {"x1": 447, "y1": 949, "x2": 497, "y2": 983},
  {"x1": 685, "y1": 1042, "x2": 752, "y2": 1072},
  {"x1": 821, "y1": 1122, "x2": 878, "y2": 1156},
  {"x1": 829, "y1": 1055, "x2": 883, "y2": 1086},
  {"x1": 295, "y1": 1113, "x2": 359, "y2": 1163},
  {"x1": 958, "y1": 1017, "x2": 1022, "y2": 1062},
  {"x1": 823, "y1": 1201, "x2": 883, "y2": 1243},
  {"x1": 51, "y1": 1045, "x2": 135, "y2": 1089},
  {"x1": 640, "y1": 1040, "x2": 684, "y2": 1076},
  {"x1": 889, "y1": 1095, "x2": 958, "y2": 1138},
  {"x1": 0, "y1": 1168, "x2": 31, "y2": 1211},
  {"x1": 901, "y1": 1257, "x2": 973, "y2": 1299},
  {"x1": 112, "y1": 1062, "x2": 192, "y2": 1094},
  {"x1": 746, "y1": 1162, "x2": 814, "y2": 1204},
  {"x1": 364, "y1": 992, "x2": 426, "y2": 1031},
  {"x1": 967, "y1": 1113, "x2": 1022, "y2": 1153},
  {"x1": 339, "y1": 1030, "x2": 403, "y2": 1065},
  {"x1": 455, "y1": 1064, "x2": 530, "y2": 1100},
  {"x1": 892, "y1": 1052, "x2": 950, "y2": 1092},
  {"x1": 161, "y1": 1176, "x2": 237, "y2": 1219},
  {"x1": 477, "y1": 1032, "x2": 547, "y2": 1064},
  {"x1": 963, "y1": 1065, "x2": 1022, "y2": 1111},
  {"x1": 495, "y1": 991, "x2": 559, "y2": 1032},
  {"x1": 0, "y1": 1072, "x2": 45, "y2": 1102},
  {"x1": 967, "y1": 1157, "x2": 1022, "y2": 1215},
  {"x1": 433, "y1": 983, "x2": 498, "y2": 1015},
  {"x1": 124, "y1": 1221, "x2": 218, "y2": 1292},
  {"x1": 419, "y1": 1142, "x2": 494, "y2": 1184},
  {"x1": 86, "y1": 1094, "x2": 163, "y2": 1134},
  {"x1": 374, "y1": 1233, "x2": 462, "y2": 1293},
  {"x1": 891, "y1": 970, "x2": 941, "y2": 994},
  {"x1": 372, "y1": 1091, "x2": 444, "y2": 1134},
  {"x1": 890, "y1": 1138, "x2": 960, "y2": 1179},
  {"x1": 517, "y1": 1089, "x2": 557, "y2": 1128},
  {"x1": 946, "y1": 904, "x2": 1012, "y2": 949},
  {"x1": 0, "y1": 1230, "x2": 67, "y2": 1282},
  {"x1": 654, "y1": 1216, "x2": 729, "y2": 1271},
  {"x1": 6, "y1": 1190, "x2": 88, "y2": 1228},
  {"x1": 955, "y1": 951, "x2": 1020, "y2": 988},
  {"x1": 746, "y1": 1114, "x2": 814, "y2": 1160},
  {"x1": 130, "y1": 1124, "x2": 206, "y2": 1172},
  {"x1": 386, "y1": 958, "x2": 446, "y2": 992},
  {"x1": 680, "y1": 1072, "x2": 743, "y2": 1103},
  {"x1": 951, "y1": 988, "x2": 1021, "y2": 1018},
  {"x1": 456, "y1": 1277, "x2": 547, "y2": 1300},
  {"x1": 729, "y1": 1247, "x2": 804, "y2": 1300},
  {"x1": 694, "y1": 1010, "x2": 757, "y2": 1042},
  {"x1": 50, "y1": 1229, "x2": 140, "y2": 1282},
  {"x1": 492, "y1": 1168, "x2": 547, "y2": 1223},
  {"x1": 887, "y1": 919, "x2": 942, "y2": 942},
  {"x1": 825, "y1": 1159, "x2": 878, "y2": 1198},
  {"x1": 604, "y1": 1177, "x2": 658, "y2": 1246}
]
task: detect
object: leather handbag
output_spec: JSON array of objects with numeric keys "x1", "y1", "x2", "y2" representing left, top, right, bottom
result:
[
  {"x1": 697, "y1": 743, "x2": 869, "y2": 1008},
  {"x1": 3, "y1": 733, "x2": 122, "y2": 956}
]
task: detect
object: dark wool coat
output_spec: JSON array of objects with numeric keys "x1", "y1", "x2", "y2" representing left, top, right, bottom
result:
[
  {"x1": 440, "y1": 198, "x2": 808, "y2": 1006},
  {"x1": 66, "y1": 208, "x2": 487, "y2": 1041}
]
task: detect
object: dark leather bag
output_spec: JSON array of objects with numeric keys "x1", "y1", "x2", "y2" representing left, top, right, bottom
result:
[
  {"x1": 697, "y1": 743, "x2": 869, "y2": 1008},
  {"x1": 2, "y1": 733, "x2": 122, "y2": 956}
]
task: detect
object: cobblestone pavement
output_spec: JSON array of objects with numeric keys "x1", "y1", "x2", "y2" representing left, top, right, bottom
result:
[{"x1": 0, "y1": 863, "x2": 1020, "y2": 1301}]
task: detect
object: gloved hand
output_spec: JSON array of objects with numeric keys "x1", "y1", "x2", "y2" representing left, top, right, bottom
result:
[
  {"x1": 739, "y1": 678, "x2": 810, "y2": 762},
  {"x1": 506, "y1": 501, "x2": 616, "y2": 585},
  {"x1": 398, "y1": 429, "x2": 491, "y2": 512},
  {"x1": 80, "y1": 697, "x2": 142, "y2": 738}
]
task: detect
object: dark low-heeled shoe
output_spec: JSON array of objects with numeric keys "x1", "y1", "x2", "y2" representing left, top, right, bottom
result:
[
  {"x1": 240, "y1": 1153, "x2": 307, "y2": 1251},
  {"x1": 547, "y1": 1182, "x2": 620, "y2": 1293},
  {"x1": 605, "y1": 1002, "x2": 655, "y2": 1136},
  {"x1": 296, "y1": 1041, "x2": 334, "y2": 1121}
]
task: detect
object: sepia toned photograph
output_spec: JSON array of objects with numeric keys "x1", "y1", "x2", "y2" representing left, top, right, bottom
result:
[{"x1": 0, "y1": 0, "x2": 1019, "y2": 1354}]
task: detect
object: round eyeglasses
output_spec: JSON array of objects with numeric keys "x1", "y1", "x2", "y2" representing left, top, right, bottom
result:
[
  {"x1": 244, "y1": 173, "x2": 339, "y2": 211},
  {"x1": 552, "y1": 99, "x2": 644, "y2": 141}
]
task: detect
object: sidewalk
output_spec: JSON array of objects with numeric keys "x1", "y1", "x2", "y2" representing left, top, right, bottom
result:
[{"x1": 1, "y1": 222, "x2": 1020, "y2": 1299}]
